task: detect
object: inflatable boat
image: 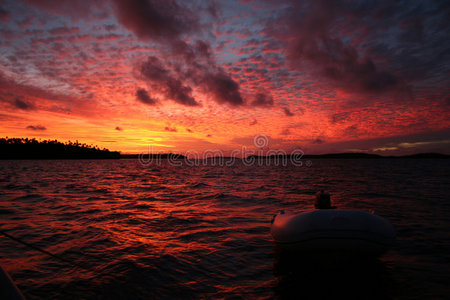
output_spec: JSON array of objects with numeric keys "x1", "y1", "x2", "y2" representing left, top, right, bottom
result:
[
  {"x1": 0, "y1": 266, "x2": 25, "y2": 300},
  {"x1": 271, "y1": 210, "x2": 395, "y2": 256}
]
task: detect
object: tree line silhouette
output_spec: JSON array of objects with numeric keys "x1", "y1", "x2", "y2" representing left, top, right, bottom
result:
[{"x1": 0, "y1": 138, "x2": 120, "y2": 159}]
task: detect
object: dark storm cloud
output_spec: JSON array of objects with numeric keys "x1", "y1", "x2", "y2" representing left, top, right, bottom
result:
[
  {"x1": 110, "y1": 0, "x2": 211, "y2": 63},
  {"x1": 138, "y1": 55, "x2": 245, "y2": 107},
  {"x1": 251, "y1": 92, "x2": 274, "y2": 107},
  {"x1": 115, "y1": 0, "x2": 246, "y2": 108},
  {"x1": 193, "y1": 40, "x2": 212, "y2": 59},
  {"x1": 136, "y1": 88, "x2": 157, "y2": 105},
  {"x1": 283, "y1": 107, "x2": 294, "y2": 116},
  {"x1": 137, "y1": 51, "x2": 245, "y2": 107},
  {"x1": 140, "y1": 57, "x2": 199, "y2": 106},
  {"x1": 14, "y1": 98, "x2": 35, "y2": 110},
  {"x1": 170, "y1": 39, "x2": 214, "y2": 63},
  {"x1": 269, "y1": 0, "x2": 450, "y2": 99},
  {"x1": 202, "y1": 70, "x2": 244, "y2": 106},
  {"x1": 26, "y1": 125, "x2": 46, "y2": 130},
  {"x1": 0, "y1": 6, "x2": 9, "y2": 22},
  {"x1": 371, "y1": 1, "x2": 450, "y2": 83},
  {"x1": 277, "y1": 0, "x2": 405, "y2": 95},
  {"x1": 112, "y1": 0, "x2": 199, "y2": 41}
]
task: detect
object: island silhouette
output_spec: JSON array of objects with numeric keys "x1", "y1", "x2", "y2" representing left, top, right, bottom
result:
[{"x1": 0, "y1": 138, "x2": 120, "y2": 159}]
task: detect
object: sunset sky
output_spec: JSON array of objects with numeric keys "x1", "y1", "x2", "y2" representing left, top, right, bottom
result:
[{"x1": 0, "y1": 0, "x2": 449, "y2": 155}]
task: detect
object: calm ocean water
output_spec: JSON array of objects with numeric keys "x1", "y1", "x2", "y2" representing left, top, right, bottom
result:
[{"x1": 0, "y1": 159, "x2": 449, "y2": 299}]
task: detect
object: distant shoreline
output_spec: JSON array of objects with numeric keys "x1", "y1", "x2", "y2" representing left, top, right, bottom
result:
[
  {"x1": 258, "y1": 153, "x2": 450, "y2": 159},
  {"x1": 1, "y1": 152, "x2": 449, "y2": 160},
  {"x1": 1, "y1": 138, "x2": 448, "y2": 160},
  {"x1": 1, "y1": 153, "x2": 448, "y2": 160},
  {"x1": 121, "y1": 152, "x2": 449, "y2": 160}
]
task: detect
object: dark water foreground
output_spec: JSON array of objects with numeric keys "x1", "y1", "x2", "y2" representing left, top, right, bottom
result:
[{"x1": 0, "y1": 159, "x2": 449, "y2": 299}]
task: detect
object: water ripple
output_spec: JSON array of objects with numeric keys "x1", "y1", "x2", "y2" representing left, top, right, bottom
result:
[{"x1": 0, "y1": 159, "x2": 448, "y2": 299}]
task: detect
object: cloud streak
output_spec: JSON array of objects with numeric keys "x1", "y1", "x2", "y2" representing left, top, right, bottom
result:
[
  {"x1": 164, "y1": 126, "x2": 177, "y2": 132},
  {"x1": 14, "y1": 98, "x2": 35, "y2": 110},
  {"x1": 26, "y1": 125, "x2": 46, "y2": 130},
  {"x1": 283, "y1": 107, "x2": 294, "y2": 116}
]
